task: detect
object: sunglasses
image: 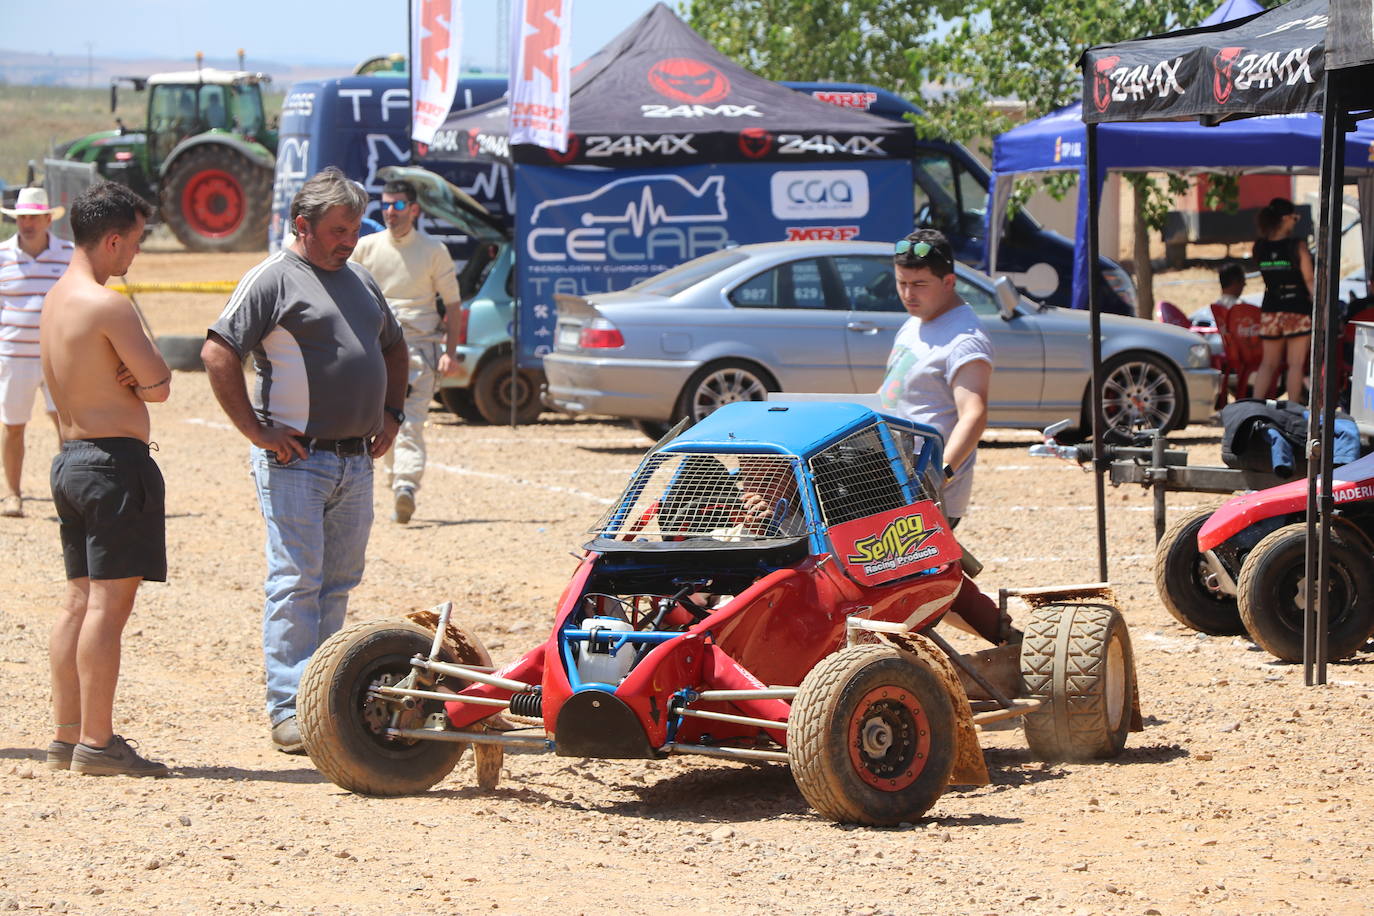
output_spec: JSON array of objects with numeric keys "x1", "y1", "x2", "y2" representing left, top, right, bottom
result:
[
  {"x1": 379, "y1": 200, "x2": 411, "y2": 212},
  {"x1": 894, "y1": 239, "x2": 939, "y2": 259}
]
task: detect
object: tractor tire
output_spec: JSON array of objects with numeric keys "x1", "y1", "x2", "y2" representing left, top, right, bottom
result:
[
  {"x1": 789, "y1": 644, "x2": 956, "y2": 826},
  {"x1": 472, "y1": 358, "x2": 543, "y2": 425},
  {"x1": 161, "y1": 146, "x2": 271, "y2": 253},
  {"x1": 438, "y1": 386, "x2": 487, "y2": 424},
  {"x1": 298, "y1": 620, "x2": 467, "y2": 796},
  {"x1": 1154, "y1": 506, "x2": 1244, "y2": 635},
  {"x1": 1020, "y1": 602, "x2": 1136, "y2": 762},
  {"x1": 1236, "y1": 524, "x2": 1374, "y2": 663}
]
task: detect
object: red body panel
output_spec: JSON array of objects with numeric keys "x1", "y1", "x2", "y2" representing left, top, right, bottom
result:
[{"x1": 1197, "y1": 451, "x2": 1374, "y2": 551}]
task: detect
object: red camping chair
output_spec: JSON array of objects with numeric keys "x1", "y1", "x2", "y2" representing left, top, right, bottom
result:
[
  {"x1": 1209, "y1": 302, "x2": 1234, "y2": 407},
  {"x1": 1155, "y1": 301, "x2": 1191, "y2": 327},
  {"x1": 1225, "y1": 303, "x2": 1269, "y2": 399}
]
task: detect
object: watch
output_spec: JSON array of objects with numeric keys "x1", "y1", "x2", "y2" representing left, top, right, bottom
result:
[{"x1": 384, "y1": 405, "x2": 406, "y2": 424}]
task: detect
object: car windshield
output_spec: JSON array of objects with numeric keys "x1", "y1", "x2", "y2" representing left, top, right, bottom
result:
[{"x1": 625, "y1": 250, "x2": 748, "y2": 297}]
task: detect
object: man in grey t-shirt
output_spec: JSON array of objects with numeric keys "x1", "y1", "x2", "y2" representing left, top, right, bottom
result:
[{"x1": 201, "y1": 167, "x2": 407, "y2": 753}]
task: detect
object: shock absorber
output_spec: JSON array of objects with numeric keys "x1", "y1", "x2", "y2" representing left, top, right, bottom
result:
[{"x1": 508, "y1": 689, "x2": 543, "y2": 720}]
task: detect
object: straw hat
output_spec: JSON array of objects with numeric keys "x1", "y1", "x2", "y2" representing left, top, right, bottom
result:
[{"x1": 1, "y1": 187, "x2": 65, "y2": 220}]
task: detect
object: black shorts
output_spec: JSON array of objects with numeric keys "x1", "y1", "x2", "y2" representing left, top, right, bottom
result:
[{"x1": 50, "y1": 438, "x2": 167, "y2": 582}]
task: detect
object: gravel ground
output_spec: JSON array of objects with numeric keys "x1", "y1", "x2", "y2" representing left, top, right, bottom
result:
[{"x1": 0, "y1": 251, "x2": 1371, "y2": 915}]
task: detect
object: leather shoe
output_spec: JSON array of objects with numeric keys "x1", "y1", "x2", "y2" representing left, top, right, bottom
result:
[{"x1": 271, "y1": 715, "x2": 305, "y2": 754}]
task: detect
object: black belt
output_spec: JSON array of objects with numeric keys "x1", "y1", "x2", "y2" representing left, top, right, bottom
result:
[{"x1": 293, "y1": 435, "x2": 368, "y2": 456}]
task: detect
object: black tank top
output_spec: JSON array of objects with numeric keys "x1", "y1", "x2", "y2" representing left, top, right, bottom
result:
[{"x1": 1254, "y1": 236, "x2": 1312, "y2": 315}]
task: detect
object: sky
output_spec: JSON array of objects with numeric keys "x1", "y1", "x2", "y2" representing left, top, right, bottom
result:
[{"x1": 4, "y1": 0, "x2": 673, "y2": 71}]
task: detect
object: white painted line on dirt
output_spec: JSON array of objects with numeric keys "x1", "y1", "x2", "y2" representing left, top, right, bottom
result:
[
  {"x1": 432, "y1": 434, "x2": 647, "y2": 446},
  {"x1": 184, "y1": 417, "x2": 235, "y2": 432},
  {"x1": 428, "y1": 461, "x2": 615, "y2": 505}
]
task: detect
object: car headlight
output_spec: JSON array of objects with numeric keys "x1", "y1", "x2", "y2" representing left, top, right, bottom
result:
[
  {"x1": 1103, "y1": 266, "x2": 1136, "y2": 310},
  {"x1": 1187, "y1": 342, "x2": 1212, "y2": 368}
]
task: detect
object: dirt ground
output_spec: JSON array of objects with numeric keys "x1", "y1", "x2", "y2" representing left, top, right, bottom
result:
[{"x1": 2, "y1": 250, "x2": 1373, "y2": 916}]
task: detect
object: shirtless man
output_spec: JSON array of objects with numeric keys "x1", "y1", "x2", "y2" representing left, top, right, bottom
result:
[{"x1": 40, "y1": 181, "x2": 171, "y2": 777}]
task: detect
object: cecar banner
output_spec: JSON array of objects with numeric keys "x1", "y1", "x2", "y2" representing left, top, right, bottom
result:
[
  {"x1": 509, "y1": 0, "x2": 573, "y2": 152},
  {"x1": 411, "y1": 0, "x2": 464, "y2": 147},
  {"x1": 514, "y1": 160, "x2": 913, "y2": 366}
]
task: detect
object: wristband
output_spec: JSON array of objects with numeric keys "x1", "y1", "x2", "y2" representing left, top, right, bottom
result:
[{"x1": 135, "y1": 375, "x2": 170, "y2": 391}]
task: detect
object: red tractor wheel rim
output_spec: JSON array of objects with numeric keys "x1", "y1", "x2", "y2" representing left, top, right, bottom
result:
[
  {"x1": 181, "y1": 168, "x2": 245, "y2": 237},
  {"x1": 846, "y1": 686, "x2": 930, "y2": 792}
]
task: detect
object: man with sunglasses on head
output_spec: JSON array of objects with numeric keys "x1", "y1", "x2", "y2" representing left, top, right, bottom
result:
[
  {"x1": 879, "y1": 229, "x2": 993, "y2": 529},
  {"x1": 880, "y1": 229, "x2": 1009, "y2": 646},
  {"x1": 350, "y1": 179, "x2": 462, "y2": 525}
]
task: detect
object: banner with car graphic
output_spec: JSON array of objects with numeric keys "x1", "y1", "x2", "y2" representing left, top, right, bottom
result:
[{"x1": 513, "y1": 160, "x2": 914, "y2": 365}]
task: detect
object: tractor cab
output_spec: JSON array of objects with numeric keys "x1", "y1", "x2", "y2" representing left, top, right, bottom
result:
[{"x1": 130, "y1": 70, "x2": 272, "y2": 172}]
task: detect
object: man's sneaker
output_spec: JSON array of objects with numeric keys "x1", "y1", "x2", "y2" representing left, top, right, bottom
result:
[
  {"x1": 271, "y1": 715, "x2": 306, "y2": 754},
  {"x1": 393, "y1": 487, "x2": 416, "y2": 524},
  {"x1": 70, "y1": 735, "x2": 169, "y2": 777},
  {"x1": 45, "y1": 740, "x2": 76, "y2": 771}
]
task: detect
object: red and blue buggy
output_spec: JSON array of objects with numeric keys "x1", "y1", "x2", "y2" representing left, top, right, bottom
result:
[{"x1": 299, "y1": 401, "x2": 1141, "y2": 825}]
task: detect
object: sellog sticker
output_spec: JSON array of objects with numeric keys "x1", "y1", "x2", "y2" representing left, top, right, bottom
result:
[{"x1": 829, "y1": 500, "x2": 961, "y2": 586}]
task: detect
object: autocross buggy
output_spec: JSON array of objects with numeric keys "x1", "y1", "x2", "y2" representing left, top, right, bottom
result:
[{"x1": 299, "y1": 401, "x2": 1142, "y2": 825}]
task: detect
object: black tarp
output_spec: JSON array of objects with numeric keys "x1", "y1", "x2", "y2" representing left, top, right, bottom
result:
[
  {"x1": 1329, "y1": 0, "x2": 1374, "y2": 69},
  {"x1": 1081, "y1": 0, "x2": 1329, "y2": 124},
  {"x1": 421, "y1": 2, "x2": 913, "y2": 167}
]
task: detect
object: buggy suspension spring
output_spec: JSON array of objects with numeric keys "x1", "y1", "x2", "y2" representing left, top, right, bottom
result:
[{"x1": 508, "y1": 690, "x2": 543, "y2": 719}]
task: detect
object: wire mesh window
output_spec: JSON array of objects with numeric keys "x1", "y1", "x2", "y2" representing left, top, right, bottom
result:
[
  {"x1": 808, "y1": 427, "x2": 919, "y2": 527},
  {"x1": 590, "y1": 453, "x2": 805, "y2": 541}
]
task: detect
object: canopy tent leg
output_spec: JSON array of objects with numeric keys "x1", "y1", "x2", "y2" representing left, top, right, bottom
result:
[{"x1": 1086, "y1": 123, "x2": 1108, "y2": 583}]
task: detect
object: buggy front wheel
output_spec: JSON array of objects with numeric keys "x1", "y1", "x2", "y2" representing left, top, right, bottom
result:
[
  {"x1": 299, "y1": 620, "x2": 468, "y2": 796},
  {"x1": 1020, "y1": 602, "x2": 1136, "y2": 762},
  {"x1": 789, "y1": 645, "x2": 955, "y2": 826}
]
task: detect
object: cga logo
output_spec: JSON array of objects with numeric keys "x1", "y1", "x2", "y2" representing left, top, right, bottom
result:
[
  {"x1": 769, "y1": 170, "x2": 870, "y2": 220},
  {"x1": 527, "y1": 174, "x2": 731, "y2": 264},
  {"x1": 647, "y1": 57, "x2": 731, "y2": 104}
]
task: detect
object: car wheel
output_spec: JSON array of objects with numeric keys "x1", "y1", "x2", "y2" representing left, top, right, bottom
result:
[
  {"x1": 1154, "y1": 506, "x2": 1245, "y2": 635},
  {"x1": 789, "y1": 644, "x2": 956, "y2": 826},
  {"x1": 438, "y1": 387, "x2": 487, "y2": 424},
  {"x1": 1091, "y1": 352, "x2": 1186, "y2": 437},
  {"x1": 633, "y1": 419, "x2": 674, "y2": 441},
  {"x1": 1236, "y1": 524, "x2": 1374, "y2": 663},
  {"x1": 472, "y1": 359, "x2": 543, "y2": 425},
  {"x1": 676, "y1": 359, "x2": 775, "y2": 425}
]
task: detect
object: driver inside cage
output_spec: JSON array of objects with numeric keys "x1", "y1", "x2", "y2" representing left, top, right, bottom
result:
[{"x1": 736, "y1": 457, "x2": 806, "y2": 537}]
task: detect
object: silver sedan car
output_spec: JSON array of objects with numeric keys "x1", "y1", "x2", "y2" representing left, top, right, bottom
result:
[{"x1": 543, "y1": 240, "x2": 1217, "y2": 438}]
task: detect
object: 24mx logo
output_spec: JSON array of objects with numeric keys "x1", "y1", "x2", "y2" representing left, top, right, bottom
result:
[
  {"x1": 585, "y1": 134, "x2": 697, "y2": 158},
  {"x1": 778, "y1": 134, "x2": 885, "y2": 156}
]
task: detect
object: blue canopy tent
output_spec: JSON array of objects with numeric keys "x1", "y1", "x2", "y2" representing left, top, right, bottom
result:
[
  {"x1": 986, "y1": 104, "x2": 1374, "y2": 311},
  {"x1": 985, "y1": 0, "x2": 1374, "y2": 312}
]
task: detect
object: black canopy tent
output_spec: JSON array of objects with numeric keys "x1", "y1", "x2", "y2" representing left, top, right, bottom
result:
[{"x1": 1080, "y1": 0, "x2": 1374, "y2": 684}]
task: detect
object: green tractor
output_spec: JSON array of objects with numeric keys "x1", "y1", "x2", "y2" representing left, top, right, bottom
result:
[{"x1": 55, "y1": 66, "x2": 277, "y2": 252}]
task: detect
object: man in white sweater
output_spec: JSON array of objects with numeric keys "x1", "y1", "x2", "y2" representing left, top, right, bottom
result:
[{"x1": 350, "y1": 179, "x2": 462, "y2": 523}]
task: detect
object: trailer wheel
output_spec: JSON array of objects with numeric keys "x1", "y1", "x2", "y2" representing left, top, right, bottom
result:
[
  {"x1": 1236, "y1": 524, "x2": 1374, "y2": 662},
  {"x1": 1154, "y1": 506, "x2": 1244, "y2": 635},
  {"x1": 790, "y1": 644, "x2": 955, "y2": 826},
  {"x1": 299, "y1": 620, "x2": 467, "y2": 796},
  {"x1": 1020, "y1": 602, "x2": 1136, "y2": 762}
]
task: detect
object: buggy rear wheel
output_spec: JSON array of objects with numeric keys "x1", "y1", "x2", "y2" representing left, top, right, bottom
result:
[
  {"x1": 1236, "y1": 524, "x2": 1374, "y2": 662},
  {"x1": 789, "y1": 645, "x2": 955, "y2": 826},
  {"x1": 1154, "y1": 506, "x2": 1244, "y2": 635},
  {"x1": 299, "y1": 620, "x2": 468, "y2": 796},
  {"x1": 1020, "y1": 602, "x2": 1136, "y2": 762}
]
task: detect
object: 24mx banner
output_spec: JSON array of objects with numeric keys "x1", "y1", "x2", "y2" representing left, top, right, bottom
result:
[
  {"x1": 411, "y1": 0, "x2": 464, "y2": 147},
  {"x1": 509, "y1": 0, "x2": 573, "y2": 152}
]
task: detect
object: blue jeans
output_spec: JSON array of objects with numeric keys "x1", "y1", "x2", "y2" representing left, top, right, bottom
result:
[{"x1": 250, "y1": 446, "x2": 374, "y2": 725}]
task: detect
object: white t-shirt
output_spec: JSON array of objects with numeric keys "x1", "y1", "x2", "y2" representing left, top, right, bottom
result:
[{"x1": 877, "y1": 301, "x2": 993, "y2": 517}]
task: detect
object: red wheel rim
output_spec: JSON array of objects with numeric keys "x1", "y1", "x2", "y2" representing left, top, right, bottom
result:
[
  {"x1": 846, "y1": 686, "x2": 930, "y2": 791},
  {"x1": 180, "y1": 168, "x2": 245, "y2": 237}
]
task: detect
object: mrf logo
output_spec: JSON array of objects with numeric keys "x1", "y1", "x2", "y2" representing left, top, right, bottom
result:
[
  {"x1": 648, "y1": 57, "x2": 731, "y2": 104},
  {"x1": 526, "y1": 174, "x2": 731, "y2": 264},
  {"x1": 845, "y1": 512, "x2": 941, "y2": 576}
]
